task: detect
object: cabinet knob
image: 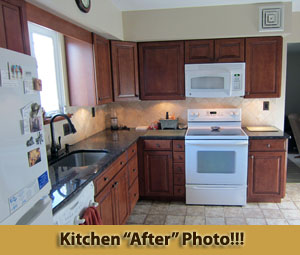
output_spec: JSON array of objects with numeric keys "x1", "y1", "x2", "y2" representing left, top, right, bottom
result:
[
  {"x1": 177, "y1": 145, "x2": 182, "y2": 148},
  {"x1": 132, "y1": 168, "x2": 136, "y2": 172},
  {"x1": 104, "y1": 177, "x2": 108, "y2": 181},
  {"x1": 120, "y1": 161, "x2": 124, "y2": 165},
  {"x1": 134, "y1": 193, "x2": 137, "y2": 197},
  {"x1": 156, "y1": 144, "x2": 160, "y2": 148},
  {"x1": 179, "y1": 156, "x2": 183, "y2": 160},
  {"x1": 132, "y1": 149, "x2": 135, "y2": 153},
  {"x1": 267, "y1": 144, "x2": 271, "y2": 148},
  {"x1": 251, "y1": 155, "x2": 254, "y2": 159}
]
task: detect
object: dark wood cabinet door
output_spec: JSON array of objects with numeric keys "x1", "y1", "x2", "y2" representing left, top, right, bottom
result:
[
  {"x1": 93, "y1": 34, "x2": 113, "y2": 105},
  {"x1": 247, "y1": 151, "x2": 286, "y2": 202},
  {"x1": 139, "y1": 41, "x2": 185, "y2": 100},
  {"x1": 215, "y1": 38, "x2": 245, "y2": 62},
  {"x1": 113, "y1": 166, "x2": 130, "y2": 225},
  {"x1": 0, "y1": 0, "x2": 30, "y2": 54},
  {"x1": 94, "y1": 182, "x2": 117, "y2": 225},
  {"x1": 185, "y1": 40, "x2": 214, "y2": 63},
  {"x1": 245, "y1": 36, "x2": 282, "y2": 98},
  {"x1": 111, "y1": 41, "x2": 139, "y2": 101},
  {"x1": 143, "y1": 150, "x2": 173, "y2": 197},
  {"x1": 65, "y1": 36, "x2": 96, "y2": 106}
]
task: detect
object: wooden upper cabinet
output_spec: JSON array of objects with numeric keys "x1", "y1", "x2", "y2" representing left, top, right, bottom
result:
[
  {"x1": 0, "y1": 0, "x2": 30, "y2": 54},
  {"x1": 185, "y1": 40, "x2": 214, "y2": 63},
  {"x1": 111, "y1": 41, "x2": 139, "y2": 101},
  {"x1": 245, "y1": 36, "x2": 282, "y2": 98},
  {"x1": 138, "y1": 41, "x2": 185, "y2": 100},
  {"x1": 65, "y1": 36, "x2": 96, "y2": 106},
  {"x1": 215, "y1": 38, "x2": 245, "y2": 62},
  {"x1": 185, "y1": 38, "x2": 244, "y2": 63},
  {"x1": 93, "y1": 34, "x2": 113, "y2": 105}
]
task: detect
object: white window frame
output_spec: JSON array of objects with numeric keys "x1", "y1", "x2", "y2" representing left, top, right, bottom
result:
[{"x1": 28, "y1": 22, "x2": 66, "y2": 115}]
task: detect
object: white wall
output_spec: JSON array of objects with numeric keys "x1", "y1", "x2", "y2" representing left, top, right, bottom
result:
[
  {"x1": 122, "y1": 2, "x2": 292, "y2": 41},
  {"x1": 26, "y1": 0, "x2": 123, "y2": 39}
]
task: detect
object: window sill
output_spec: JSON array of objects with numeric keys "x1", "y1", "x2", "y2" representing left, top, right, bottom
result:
[{"x1": 43, "y1": 114, "x2": 73, "y2": 125}]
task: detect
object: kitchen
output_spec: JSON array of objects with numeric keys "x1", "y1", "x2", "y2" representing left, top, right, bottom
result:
[{"x1": 0, "y1": 0, "x2": 299, "y2": 225}]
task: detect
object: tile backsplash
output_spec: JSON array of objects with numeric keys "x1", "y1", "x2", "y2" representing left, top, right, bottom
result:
[
  {"x1": 43, "y1": 97, "x2": 284, "y2": 153},
  {"x1": 108, "y1": 97, "x2": 285, "y2": 129}
]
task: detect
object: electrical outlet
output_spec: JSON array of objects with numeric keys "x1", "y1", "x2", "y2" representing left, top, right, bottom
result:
[
  {"x1": 63, "y1": 123, "x2": 71, "y2": 136},
  {"x1": 263, "y1": 101, "x2": 270, "y2": 111}
]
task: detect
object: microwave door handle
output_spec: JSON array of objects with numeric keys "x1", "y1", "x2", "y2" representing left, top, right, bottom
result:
[{"x1": 185, "y1": 141, "x2": 248, "y2": 146}]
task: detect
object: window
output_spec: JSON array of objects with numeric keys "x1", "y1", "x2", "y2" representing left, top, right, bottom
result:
[{"x1": 28, "y1": 22, "x2": 66, "y2": 115}]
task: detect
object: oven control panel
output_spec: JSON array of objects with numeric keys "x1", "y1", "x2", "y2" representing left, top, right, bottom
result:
[{"x1": 188, "y1": 108, "x2": 241, "y2": 122}]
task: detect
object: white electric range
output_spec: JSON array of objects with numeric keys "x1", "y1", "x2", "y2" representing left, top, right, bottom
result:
[{"x1": 185, "y1": 108, "x2": 249, "y2": 206}]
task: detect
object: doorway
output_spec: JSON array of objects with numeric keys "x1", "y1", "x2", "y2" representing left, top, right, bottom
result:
[{"x1": 285, "y1": 43, "x2": 300, "y2": 182}]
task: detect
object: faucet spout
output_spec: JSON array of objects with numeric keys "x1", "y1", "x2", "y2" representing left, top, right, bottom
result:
[{"x1": 50, "y1": 114, "x2": 77, "y2": 159}]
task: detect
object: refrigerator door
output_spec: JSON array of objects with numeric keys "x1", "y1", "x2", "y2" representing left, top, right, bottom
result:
[{"x1": 0, "y1": 48, "x2": 52, "y2": 224}]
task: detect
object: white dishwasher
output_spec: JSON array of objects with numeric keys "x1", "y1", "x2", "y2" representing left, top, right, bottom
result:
[{"x1": 53, "y1": 182, "x2": 97, "y2": 225}]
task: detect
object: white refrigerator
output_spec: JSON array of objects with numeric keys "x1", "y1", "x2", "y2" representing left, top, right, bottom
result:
[{"x1": 0, "y1": 48, "x2": 53, "y2": 225}]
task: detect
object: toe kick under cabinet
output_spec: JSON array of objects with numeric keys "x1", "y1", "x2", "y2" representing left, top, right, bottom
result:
[
  {"x1": 247, "y1": 139, "x2": 288, "y2": 203},
  {"x1": 138, "y1": 139, "x2": 185, "y2": 200},
  {"x1": 93, "y1": 142, "x2": 139, "y2": 225}
]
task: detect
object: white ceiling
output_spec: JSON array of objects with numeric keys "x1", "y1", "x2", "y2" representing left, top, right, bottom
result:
[{"x1": 111, "y1": 0, "x2": 300, "y2": 12}]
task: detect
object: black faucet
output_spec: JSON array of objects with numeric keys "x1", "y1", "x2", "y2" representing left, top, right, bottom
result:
[{"x1": 50, "y1": 114, "x2": 77, "y2": 159}]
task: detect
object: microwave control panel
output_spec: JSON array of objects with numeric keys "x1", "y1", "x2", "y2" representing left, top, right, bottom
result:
[{"x1": 232, "y1": 73, "x2": 242, "y2": 90}]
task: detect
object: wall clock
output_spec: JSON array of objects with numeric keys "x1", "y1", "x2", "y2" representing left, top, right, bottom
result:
[{"x1": 75, "y1": 0, "x2": 91, "y2": 13}]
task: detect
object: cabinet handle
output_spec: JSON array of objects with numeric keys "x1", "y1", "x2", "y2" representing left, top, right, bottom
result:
[
  {"x1": 134, "y1": 193, "x2": 137, "y2": 197},
  {"x1": 132, "y1": 168, "x2": 136, "y2": 172},
  {"x1": 132, "y1": 149, "x2": 135, "y2": 153},
  {"x1": 120, "y1": 161, "x2": 124, "y2": 165},
  {"x1": 104, "y1": 177, "x2": 108, "y2": 181},
  {"x1": 267, "y1": 144, "x2": 271, "y2": 148},
  {"x1": 177, "y1": 145, "x2": 182, "y2": 148},
  {"x1": 112, "y1": 181, "x2": 119, "y2": 188},
  {"x1": 251, "y1": 155, "x2": 254, "y2": 159}
]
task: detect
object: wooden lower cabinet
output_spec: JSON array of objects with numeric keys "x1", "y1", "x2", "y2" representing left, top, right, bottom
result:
[
  {"x1": 144, "y1": 150, "x2": 173, "y2": 197},
  {"x1": 112, "y1": 166, "x2": 130, "y2": 225},
  {"x1": 140, "y1": 139, "x2": 185, "y2": 200},
  {"x1": 94, "y1": 180, "x2": 117, "y2": 225},
  {"x1": 94, "y1": 143, "x2": 139, "y2": 225},
  {"x1": 247, "y1": 139, "x2": 287, "y2": 202}
]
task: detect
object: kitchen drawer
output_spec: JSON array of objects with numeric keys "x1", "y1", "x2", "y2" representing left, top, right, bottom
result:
[
  {"x1": 94, "y1": 151, "x2": 127, "y2": 195},
  {"x1": 144, "y1": 140, "x2": 172, "y2": 151},
  {"x1": 174, "y1": 173, "x2": 185, "y2": 186},
  {"x1": 128, "y1": 155, "x2": 138, "y2": 187},
  {"x1": 128, "y1": 142, "x2": 137, "y2": 160},
  {"x1": 173, "y1": 152, "x2": 185, "y2": 162},
  {"x1": 129, "y1": 178, "x2": 139, "y2": 212},
  {"x1": 249, "y1": 139, "x2": 287, "y2": 152},
  {"x1": 174, "y1": 163, "x2": 185, "y2": 174},
  {"x1": 174, "y1": 185, "x2": 185, "y2": 197},
  {"x1": 173, "y1": 140, "x2": 185, "y2": 152}
]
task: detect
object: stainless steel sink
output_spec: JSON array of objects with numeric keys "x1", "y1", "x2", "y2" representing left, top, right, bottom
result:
[{"x1": 51, "y1": 150, "x2": 109, "y2": 168}]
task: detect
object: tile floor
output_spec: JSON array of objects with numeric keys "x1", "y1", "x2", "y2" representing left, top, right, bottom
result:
[{"x1": 126, "y1": 183, "x2": 300, "y2": 225}]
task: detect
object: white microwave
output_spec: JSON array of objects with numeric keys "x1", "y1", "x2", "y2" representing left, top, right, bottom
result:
[{"x1": 185, "y1": 62, "x2": 245, "y2": 98}]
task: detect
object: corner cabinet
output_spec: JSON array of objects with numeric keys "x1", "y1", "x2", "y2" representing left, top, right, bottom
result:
[
  {"x1": 247, "y1": 139, "x2": 287, "y2": 203},
  {"x1": 0, "y1": 0, "x2": 30, "y2": 54},
  {"x1": 111, "y1": 41, "x2": 139, "y2": 101},
  {"x1": 138, "y1": 41, "x2": 185, "y2": 100},
  {"x1": 65, "y1": 34, "x2": 113, "y2": 106},
  {"x1": 93, "y1": 34, "x2": 113, "y2": 105},
  {"x1": 245, "y1": 37, "x2": 282, "y2": 98}
]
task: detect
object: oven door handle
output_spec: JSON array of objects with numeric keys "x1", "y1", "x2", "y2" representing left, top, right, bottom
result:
[
  {"x1": 189, "y1": 186, "x2": 243, "y2": 190},
  {"x1": 185, "y1": 140, "x2": 248, "y2": 146}
]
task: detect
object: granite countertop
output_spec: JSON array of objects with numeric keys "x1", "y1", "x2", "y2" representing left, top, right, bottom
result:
[
  {"x1": 49, "y1": 128, "x2": 186, "y2": 213},
  {"x1": 243, "y1": 128, "x2": 291, "y2": 139}
]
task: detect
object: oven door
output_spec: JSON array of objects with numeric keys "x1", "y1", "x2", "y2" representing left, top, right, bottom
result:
[{"x1": 185, "y1": 140, "x2": 248, "y2": 185}]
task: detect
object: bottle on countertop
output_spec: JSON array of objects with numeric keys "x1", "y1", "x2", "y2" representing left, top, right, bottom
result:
[{"x1": 110, "y1": 109, "x2": 118, "y2": 130}]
